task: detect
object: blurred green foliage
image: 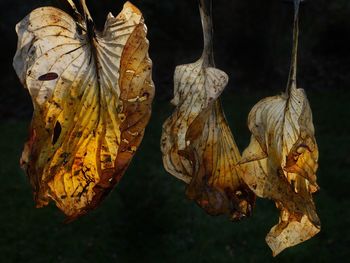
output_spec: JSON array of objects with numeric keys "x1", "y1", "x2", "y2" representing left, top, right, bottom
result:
[{"x1": 0, "y1": 89, "x2": 349, "y2": 262}]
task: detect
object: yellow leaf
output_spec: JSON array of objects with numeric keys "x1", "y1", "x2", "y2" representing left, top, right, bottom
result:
[
  {"x1": 240, "y1": 3, "x2": 320, "y2": 256},
  {"x1": 13, "y1": 1, "x2": 154, "y2": 220},
  {"x1": 161, "y1": 0, "x2": 255, "y2": 220}
]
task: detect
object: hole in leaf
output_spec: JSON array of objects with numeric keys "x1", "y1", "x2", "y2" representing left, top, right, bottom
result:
[
  {"x1": 52, "y1": 121, "x2": 62, "y2": 145},
  {"x1": 38, "y1": 72, "x2": 58, "y2": 81}
]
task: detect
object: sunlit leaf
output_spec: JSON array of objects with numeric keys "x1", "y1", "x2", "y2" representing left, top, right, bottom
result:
[
  {"x1": 161, "y1": 0, "x2": 255, "y2": 220},
  {"x1": 13, "y1": 1, "x2": 154, "y2": 220},
  {"x1": 240, "y1": 1, "x2": 320, "y2": 256}
]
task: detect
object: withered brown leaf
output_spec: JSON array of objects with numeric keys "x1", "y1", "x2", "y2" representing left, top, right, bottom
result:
[
  {"x1": 239, "y1": 1, "x2": 320, "y2": 256},
  {"x1": 161, "y1": 0, "x2": 255, "y2": 220},
  {"x1": 13, "y1": 1, "x2": 154, "y2": 220}
]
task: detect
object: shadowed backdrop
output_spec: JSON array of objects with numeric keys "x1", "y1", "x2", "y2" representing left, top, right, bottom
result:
[{"x1": 0, "y1": 0, "x2": 349, "y2": 262}]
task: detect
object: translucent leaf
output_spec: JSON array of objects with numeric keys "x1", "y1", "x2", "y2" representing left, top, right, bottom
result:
[
  {"x1": 13, "y1": 1, "x2": 154, "y2": 220},
  {"x1": 240, "y1": 4, "x2": 320, "y2": 255},
  {"x1": 161, "y1": 0, "x2": 255, "y2": 220}
]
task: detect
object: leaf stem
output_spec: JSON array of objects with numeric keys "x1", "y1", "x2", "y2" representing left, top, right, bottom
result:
[
  {"x1": 199, "y1": 0, "x2": 215, "y2": 68},
  {"x1": 80, "y1": 0, "x2": 93, "y2": 22},
  {"x1": 286, "y1": 0, "x2": 300, "y2": 94},
  {"x1": 65, "y1": 0, "x2": 78, "y2": 13},
  {"x1": 64, "y1": 0, "x2": 83, "y2": 23}
]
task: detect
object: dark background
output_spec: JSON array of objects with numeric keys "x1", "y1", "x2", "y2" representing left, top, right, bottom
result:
[
  {"x1": 0, "y1": 0, "x2": 349, "y2": 262},
  {"x1": 1, "y1": 0, "x2": 349, "y2": 118}
]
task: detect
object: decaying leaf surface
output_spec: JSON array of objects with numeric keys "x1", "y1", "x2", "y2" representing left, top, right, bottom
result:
[
  {"x1": 240, "y1": 1, "x2": 320, "y2": 256},
  {"x1": 13, "y1": 1, "x2": 154, "y2": 220},
  {"x1": 161, "y1": 0, "x2": 255, "y2": 220}
]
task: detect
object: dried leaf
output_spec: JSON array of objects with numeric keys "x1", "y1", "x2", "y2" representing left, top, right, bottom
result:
[
  {"x1": 161, "y1": 0, "x2": 255, "y2": 220},
  {"x1": 14, "y1": 1, "x2": 154, "y2": 220},
  {"x1": 240, "y1": 2, "x2": 320, "y2": 256}
]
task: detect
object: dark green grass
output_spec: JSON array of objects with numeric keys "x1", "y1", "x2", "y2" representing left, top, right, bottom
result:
[{"x1": 0, "y1": 89, "x2": 349, "y2": 263}]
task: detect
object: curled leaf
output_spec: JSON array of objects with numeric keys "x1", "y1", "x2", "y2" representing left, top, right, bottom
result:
[
  {"x1": 240, "y1": 89, "x2": 320, "y2": 255},
  {"x1": 14, "y1": 1, "x2": 154, "y2": 220},
  {"x1": 161, "y1": 0, "x2": 255, "y2": 220},
  {"x1": 240, "y1": 2, "x2": 320, "y2": 256}
]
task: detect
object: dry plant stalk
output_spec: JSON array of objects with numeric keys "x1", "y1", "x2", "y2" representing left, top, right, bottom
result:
[
  {"x1": 239, "y1": 0, "x2": 320, "y2": 256},
  {"x1": 161, "y1": 0, "x2": 255, "y2": 220},
  {"x1": 13, "y1": 0, "x2": 154, "y2": 220}
]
